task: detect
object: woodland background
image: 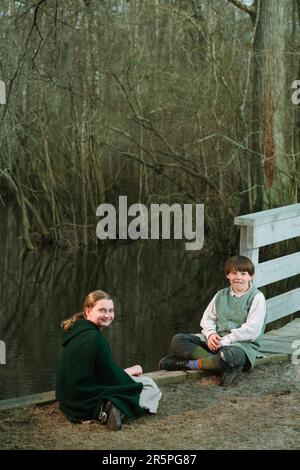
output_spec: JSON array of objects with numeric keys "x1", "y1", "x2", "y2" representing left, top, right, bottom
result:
[{"x1": 0, "y1": 0, "x2": 299, "y2": 251}]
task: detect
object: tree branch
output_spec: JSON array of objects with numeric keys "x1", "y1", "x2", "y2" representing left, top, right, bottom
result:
[{"x1": 1, "y1": 0, "x2": 46, "y2": 124}]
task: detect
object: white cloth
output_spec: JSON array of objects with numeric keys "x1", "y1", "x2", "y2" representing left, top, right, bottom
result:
[
  {"x1": 132, "y1": 375, "x2": 162, "y2": 413},
  {"x1": 199, "y1": 285, "x2": 266, "y2": 346}
]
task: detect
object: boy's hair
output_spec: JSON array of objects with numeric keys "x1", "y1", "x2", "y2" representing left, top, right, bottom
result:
[{"x1": 225, "y1": 255, "x2": 255, "y2": 276}]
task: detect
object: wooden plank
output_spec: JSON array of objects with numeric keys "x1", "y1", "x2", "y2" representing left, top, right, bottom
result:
[
  {"x1": 275, "y1": 323, "x2": 300, "y2": 332},
  {"x1": 266, "y1": 288, "x2": 300, "y2": 323},
  {"x1": 239, "y1": 226, "x2": 259, "y2": 264},
  {"x1": 254, "y1": 353, "x2": 289, "y2": 366},
  {"x1": 263, "y1": 329, "x2": 300, "y2": 338},
  {"x1": 268, "y1": 325, "x2": 300, "y2": 333},
  {"x1": 147, "y1": 370, "x2": 187, "y2": 385},
  {"x1": 0, "y1": 391, "x2": 55, "y2": 411},
  {"x1": 234, "y1": 204, "x2": 300, "y2": 227},
  {"x1": 259, "y1": 340, "x2": 294, "y2": 354},
  {"x1": 279, "y1": 319, "x2": 300, "y2": 328},
  {"x1": 247, "y1": 216, "x2": 300, "y2": 248},
  {"x1": 254, "y1": 252, "x2": 300, "y2": 287},
  {"x1": 281, "y1": 324, "x2": 300, "y2": 329},
  {"x1": 262, "y1": 334, "x2": 300, "y2": 343},
  {"x1": 264, "y1": 329, "x2": 300, "y2": 338},
  {"x1": 281, "y1": 330, "x2": 300, "y2": 336},
  {"x1": 277, "y1": 329, "x2": 300, "y2": 337}
]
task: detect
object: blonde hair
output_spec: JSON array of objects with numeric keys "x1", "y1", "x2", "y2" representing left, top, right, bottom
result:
[{"x1": 61, "y1": 290, "x2": 112, "y2": 331}]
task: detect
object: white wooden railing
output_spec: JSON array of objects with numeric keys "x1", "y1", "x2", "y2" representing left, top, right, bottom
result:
[{"x1": 235, "y1": 204, "x2": 300, "y2": 324}]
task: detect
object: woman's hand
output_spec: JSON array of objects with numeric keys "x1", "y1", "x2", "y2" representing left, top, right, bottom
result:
[
  {"x1": 207, "y1": 333, "x2": 221, "y2": 352},
  {"x1": 124, "y1": 365, "x2": 143, "y2": 377}
]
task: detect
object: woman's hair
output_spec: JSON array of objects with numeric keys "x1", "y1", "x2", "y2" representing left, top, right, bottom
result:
[
  {"x1": 61, "y1": 290, "x2": 112, "y2": 331},
  {"x1": 224, "y1": 255, "x2": 255, "y2": 276}
]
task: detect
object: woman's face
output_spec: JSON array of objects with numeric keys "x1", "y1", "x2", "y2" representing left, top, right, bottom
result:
[{"x1": 85, "y1": 299, "x2": 114, "y2": 329}]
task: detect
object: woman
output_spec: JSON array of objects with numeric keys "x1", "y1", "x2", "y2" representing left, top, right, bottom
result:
[{"x1": 56, "y1": 290, "x2": 161, "y2": 431}]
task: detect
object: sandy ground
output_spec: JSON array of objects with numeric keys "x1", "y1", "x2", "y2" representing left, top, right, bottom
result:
[{"x1": 0, "y1": 361, "x2": 299, "y2": 450}]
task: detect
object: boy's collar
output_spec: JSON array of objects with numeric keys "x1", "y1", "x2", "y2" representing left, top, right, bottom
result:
[{"x1": 230, "y1": 281, "x2": 253, "y2": 297}]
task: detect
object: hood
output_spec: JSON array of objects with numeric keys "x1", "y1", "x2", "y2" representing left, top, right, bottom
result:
[{"x1": 61, "y1": 319, "x2": 99, "y2": 346}]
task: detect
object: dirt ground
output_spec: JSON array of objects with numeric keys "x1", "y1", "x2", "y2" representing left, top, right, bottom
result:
[{"x1": 0, "y1": 361, "x2": 299, "y2": 450}]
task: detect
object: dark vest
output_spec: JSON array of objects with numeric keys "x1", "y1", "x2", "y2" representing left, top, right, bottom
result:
[{"x1": 215, "y1": 286, "x2": 265, "y2": 367}]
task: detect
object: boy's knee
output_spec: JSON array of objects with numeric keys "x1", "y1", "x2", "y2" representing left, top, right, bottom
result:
[
  {"x1": 171, "y1": 333, "x2": 189, "y2": 348},
  {"x1": 170, "y1": 334, "x2": 191, "y2": 356},
  {"x1": 171, "y1": 333, "x2": 186, "y2": 343},
  {"x1": 219, "y1": 346, "x2": 246, "y2": 369}
]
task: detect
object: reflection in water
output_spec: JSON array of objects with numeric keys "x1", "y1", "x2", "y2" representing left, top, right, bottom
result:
[
  {"x1": 2, "y1": 205, "x2": 298, "y2": 400},
  {"x1": 0, "y1": 206, "x2": 227, "y2": 399}
]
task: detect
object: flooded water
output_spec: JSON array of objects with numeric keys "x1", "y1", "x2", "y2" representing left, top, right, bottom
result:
[
  {"x1": 0, "y1": 205, "x2": 227, "y2": 400},
  {"x1": 1, "y1": 205, "x2": 299, "y2": 400}
]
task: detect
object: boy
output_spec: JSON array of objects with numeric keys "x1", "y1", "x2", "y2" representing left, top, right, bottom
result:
[{"x1": 159, "y1": 256, "x2": 266, "y2": 385}]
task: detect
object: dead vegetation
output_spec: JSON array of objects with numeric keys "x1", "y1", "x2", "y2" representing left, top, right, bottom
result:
[{"x1": 1, "y1": 362, "x2": 299, "y2": 450}]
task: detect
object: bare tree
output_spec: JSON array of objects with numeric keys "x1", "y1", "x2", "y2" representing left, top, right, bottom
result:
[
  {"x1": 230, "y1": 0, "x2": 291, "y2": 209},
  {"x1": 0, "y1": 0, "x2": 298, "y2": 251}
]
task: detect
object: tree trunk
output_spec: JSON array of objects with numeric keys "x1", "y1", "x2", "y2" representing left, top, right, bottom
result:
[{"x1": 251, "y1": 0, "x2": 287, "y2": 209}]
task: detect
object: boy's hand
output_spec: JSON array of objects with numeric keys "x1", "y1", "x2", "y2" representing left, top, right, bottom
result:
[
  {"x1": 124, "y1": 365, "x2": 143, "y2": 377},
  {"x1": 207, "y1": 333, "x2": 221, "y2": 352}
]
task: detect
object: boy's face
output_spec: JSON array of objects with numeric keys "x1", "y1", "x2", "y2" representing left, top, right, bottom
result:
[{"x1": 226, "y1": 270, "x2": 253, "y2": 293}]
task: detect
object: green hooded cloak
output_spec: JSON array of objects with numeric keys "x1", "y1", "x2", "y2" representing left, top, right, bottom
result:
[{"x1": 56, "y1": 319, "x2": 143, "y2": 422}]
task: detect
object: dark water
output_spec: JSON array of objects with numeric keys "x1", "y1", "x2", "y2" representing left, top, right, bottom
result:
[
  {"x1": 0, "y1": 205, "x2": 227, "y2": 400},
  {"x1": 1, "y1": 205, "x2": 299, "y2": 400}
]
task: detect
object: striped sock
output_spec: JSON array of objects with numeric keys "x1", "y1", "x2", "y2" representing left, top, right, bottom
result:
[
  {"x1": 191, "y1": 346, "x2": 211, "y2": 360},
  {"x1": 187, "y1": 359, "x2": 201, "y2": 369},
  {"x1": 199, "y1": 355, "x2": 223, "y2": 370},
  {"x1": 187, "y1": 355, "x2": 223, "y2": 370}
]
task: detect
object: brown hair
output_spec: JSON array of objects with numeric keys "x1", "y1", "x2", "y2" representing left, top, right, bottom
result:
[
  {"x1": 224, "y1": 256, "x2": 255, "y2": 276},
  {"x1": 61, "y1": 290, "x2": 112, "y2": 331}
]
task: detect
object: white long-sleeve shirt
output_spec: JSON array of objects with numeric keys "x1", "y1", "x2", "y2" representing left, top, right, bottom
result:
[{"x1": 199, "y1": 286, "x2": 266, "y2": 346}]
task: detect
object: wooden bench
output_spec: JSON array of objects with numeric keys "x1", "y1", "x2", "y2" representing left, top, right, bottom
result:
[{"x1": 234, "y1": 203, "x2": 300, "y2": 357}]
